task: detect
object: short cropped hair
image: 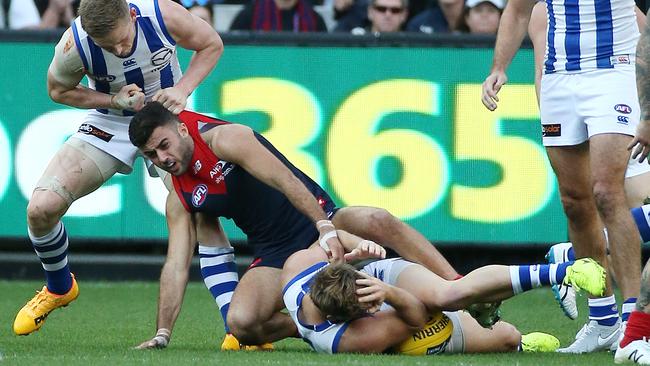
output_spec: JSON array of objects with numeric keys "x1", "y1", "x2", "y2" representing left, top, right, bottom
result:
[
  {"x1": 78, "y1": 0, "x2": 130, "y2": 38},
  {"x1": 310, "y1": 263, "x2": 367, "y2": 323},
  {"x1": 129, "y1": 102, "x2": 178, "y2": 148}
]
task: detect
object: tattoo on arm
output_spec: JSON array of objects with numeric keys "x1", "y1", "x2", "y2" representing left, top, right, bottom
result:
[
  {"x1": 636, "y1": 260, "x2": 650, "y2": 311},
  {"x1": 637, "y1": 20, "x2": 650, "y2": 122}
]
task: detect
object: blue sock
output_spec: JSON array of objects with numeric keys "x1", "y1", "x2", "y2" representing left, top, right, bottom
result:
[
  {"x1": 199, "y1": 245, "x2": 239, "y2": 333},
  {"x1": 622, "y1": 298, "x2": 637, "y2": 322},
  {"x1": 589, "y1": 295, "x2": 619, "y2": 326},
  {"x1": 509, "y1": 262, "x2": 572, "y2": 294},
  {"x1": 28, "y1": 221, "x2": 72, "y2": 295},
  {"x1": 632, "y1": 205, "x2": 650, "y2": 243}
]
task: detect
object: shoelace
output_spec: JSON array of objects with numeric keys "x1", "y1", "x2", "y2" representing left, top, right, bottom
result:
[{"x1": 28, "y1": 288, "x2": 54, "y2": 311}]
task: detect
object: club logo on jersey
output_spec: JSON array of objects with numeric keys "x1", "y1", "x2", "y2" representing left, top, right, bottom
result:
[
  {"x1": 122, "y1": 58, "x2": 137, "y2": 68},
  {"x1": 78, "y1": 123, "x2": 114, "y2": 142},
  {"x1": 618, "y1": 116, "x2": 630, "y2": 124},
  {"x1": 615, "y1": 104, "x2": 632, "y2": 114},
  {"x1": 542, "y1": 124, "x2": 561, "y2": 137},
  {"x1": 191, "y1": 184, "x2": 208, "y2": 207},
  {"x1": 151, "y1": 47, "x2": 173, "y2": 68},
  {"x1": 94, "y1": 74, "x2": 116, "y2": 82},
  {"x1": 193, "y1": 160, "x2": 202, "y2": 174}
]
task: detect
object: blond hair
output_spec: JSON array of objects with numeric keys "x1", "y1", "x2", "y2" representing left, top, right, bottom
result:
[
  {"x1": 310, "y1": 263, "x2": 368, "y2": 323},
  {"x1": 78, "y1": 0, "x2": 130, "y2": 38}
]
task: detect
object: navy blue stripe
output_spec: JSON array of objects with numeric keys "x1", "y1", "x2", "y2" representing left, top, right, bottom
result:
[
  {"x1": 40, "y1": 251, "x2": 68, "y2": 265},
  {"x1": 199, "y1": 250, "x2": 234, "y2": 259},
  {"x1": 295, "y1": 291, "x2": 336, "y2": 332},
  {"x1": 282, "y1": 261, "x2": 328, "y2": 294},
  {"x1": 154, "y1": 0, "x2": 176, "y2": 45},
  {"x1": 138, "y1": 17, "x2": 164, "y2": 52},
  {"x1": 564, "y1": 0, "x2": 581, "y2": 71},
  {"x1": 160, "y1": 64, "x2": 174, "y2": 88},
  {"x1": 71, "y1": 22, "x2": 89, "y2": 71},
  {"x1": 539, "y1": 264, "x2": 550, "y2": 286},
  {"x1": 332, "y1": 323, "x2": 350, "y2": 353},
  {"x1": 125, "y1": 68, "x2": 145, "y2": 92},
  {"x1": 87, "y1": 39, "x2": 109, "y2": 114},
  {"x1": 201, "y1": 262, "x2": 237, "y2": 277},
  {"x1": 632, "y1": 207, "x2": 650, "y2": 242},
  {"x1": 518, "y1": 266, "x2": 532, "y2": 291},
  {"x1": 544, "y1": 0, "x2": 557, "y2": 73},
  {"x1": 595, "y1": 0, "x2": 614, "y2": 68},
  {"x1": 589, "y1": 305, "x2": 618, "y2": 317},
  {"x1": 34, "y1": 229, "x2": 67, "y2": 254},
  {"x1": 208, "y1": 281, "x2": 239, "y2": 296}
]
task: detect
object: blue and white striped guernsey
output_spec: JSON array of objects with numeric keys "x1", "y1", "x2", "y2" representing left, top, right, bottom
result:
[
  {"x1": 71, "y1": 0, "x2": 182, "y2": 116},
  {"x1": 544, "y1": 0, "x2": 639, "y2": 74}
]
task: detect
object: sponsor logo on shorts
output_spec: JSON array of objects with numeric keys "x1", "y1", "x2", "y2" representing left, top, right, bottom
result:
[
  {"x1": 618, "y1": 116, "x2": 630, "y2": 124},
  {"x1": 615, "y1": 104, "x2": 632, "y2": 114},
  {"x1": 94, "y1": 74, "x2": 116, "y2": 82},
  {"x1": 191, "y1": 184, "x2": 208, "y2": 207},
  {"x1": 122, "y1": 58, "x2": 137, "y2": 68},
  {"x1": 542, "y1": 124, "x2": 561, "y2": 137},
  {"x1": 78, "y1": 123, "x2": 114, "y2": 142},
  {"x1": 151, "y1": 47, "x2": 173, "y2": 70}
]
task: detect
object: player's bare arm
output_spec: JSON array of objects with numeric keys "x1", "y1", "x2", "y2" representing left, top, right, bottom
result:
[
  {"x1": 205, "y1": 124, "x2": 345, "y2": 262},
  {"x1": 153, "y1": 0, "x2": 224, "y2": 114},
  {"x1": 481, "y1": 0, "x2": 535, "y2": 111},
  {"x1": 337, "y1": 296, "x2": 427, "y2": 354},
  {"x1": 47, "y1": 29, "x2": 145, "y2": 111},
  {"x1": 630, "y1": 18, "x2": 650, "y2": 162},
  {"x1": 136, "y1": 192, "x2": 198, "y2": 349}
]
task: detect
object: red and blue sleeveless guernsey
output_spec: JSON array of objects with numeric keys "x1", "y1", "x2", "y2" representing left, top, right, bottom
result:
[{"x1": 172, "y1": 110, "x2": 338, "y2": 268}]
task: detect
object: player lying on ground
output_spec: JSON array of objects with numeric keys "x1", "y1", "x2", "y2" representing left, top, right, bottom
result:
[
  {"x1": 128, "y1": 103, "x2": 460, "y2": 350},
  {"x1": 281, "y1": 230, "x2": 608, "y2": 354}
]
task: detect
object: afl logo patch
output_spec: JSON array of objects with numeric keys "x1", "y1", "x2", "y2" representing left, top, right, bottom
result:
[
  {"x1": 151, "y1": 47, "x2": 173, "y2": 67},
  {"x1": 191, "y1": 184, "x2": 208, "y2": 207},
  {"x1": 614, "y1": 104, "x2": 632, "y2": 114}
]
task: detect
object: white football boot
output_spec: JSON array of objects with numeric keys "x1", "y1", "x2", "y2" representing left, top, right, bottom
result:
[
  {"x1": 615, "y1": 338, "x2": 650, "y2": 364},
  {"x1": 557, "y1": 319, "x2": 621, "y2": 353},
  {"x1": 546, "y1": 242, "x2": 578, "y2": 320}
]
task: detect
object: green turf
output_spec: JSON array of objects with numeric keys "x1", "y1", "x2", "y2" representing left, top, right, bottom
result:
[{"x1": 0, "y1": 280, "x2": 619, "y2": 365}]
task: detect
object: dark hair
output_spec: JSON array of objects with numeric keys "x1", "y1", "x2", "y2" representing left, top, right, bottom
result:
[{"x1": 129, "y1": 102, "x2": 178, "y2": 148}]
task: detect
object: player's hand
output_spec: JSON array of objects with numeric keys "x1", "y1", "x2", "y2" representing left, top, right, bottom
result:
[
  {"x1": 152, "y1": 87, "x2": 187, "y2": 115},
  {"x1": 112, "y1": 84, "x2": 145, "y2": 111},
  {"x1": 134, "y1": 329, "x2": 170, "y2": 350},
  {"x1": 344, "y1": 240, "x2": 386, "y2": 262},
  {"x1": 355, "y1": 271, "x2": 389, "y2": 313},
  {"x1": 316, "y1": 220, "x2": 345, "y2": 263},
  {"x1": 628, "y1": 120, "x2": 650, "y2": 163},
  {"x1": 481, "y1": 70, "x2": 508, "y2": 111}
]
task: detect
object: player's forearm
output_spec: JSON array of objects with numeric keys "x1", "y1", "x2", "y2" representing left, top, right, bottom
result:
[
  {"x1": 49, "y1": 84, "x2": 114, "y2": 110},
  {"x1": 637, "y1": 20, "x2": 650, "y2": 122},
  {"x1": 385, "y1": 287, "x2": 427, "y2": 329},
  {"x1": 156, "y1": 261, "x2": 190, "y2": 333},
  {"x1": 491, "y1": 0, "x2": 533, "y2": 72},
  {"x1": 175, "y1": 38, "x2": 223, "y2": 97}
]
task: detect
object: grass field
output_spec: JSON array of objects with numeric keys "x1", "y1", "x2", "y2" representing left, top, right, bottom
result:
[{"x1": 0, "y1": 280, "x2": 621, "y2": 365}]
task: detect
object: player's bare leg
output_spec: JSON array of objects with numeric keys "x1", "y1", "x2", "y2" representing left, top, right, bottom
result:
[
  {"x1": 332, "y1": 206, "x2": 459, "y2": 280},
  {"x1": 15, "y1": 139, "x2": 123, "y2": 335},
  {"x1": 590, "y1": 133, "x2": 641, "y2": 300},
  {"x1": 227, "y1": 266, "x2": 297, "y2": 345}
]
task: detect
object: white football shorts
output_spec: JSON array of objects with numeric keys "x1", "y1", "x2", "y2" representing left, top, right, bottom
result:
[{"x1": 540, "y1": 66, "x2": 639, "y2": 147}]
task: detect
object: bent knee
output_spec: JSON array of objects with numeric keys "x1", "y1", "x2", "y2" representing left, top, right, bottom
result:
[
  {"x1": 26, "y1": 191, "x2": 69, "y2": 232},
  {"x1": 227, "y1": 310, "x2": 261, "y2": 341},
  {"x1": 365, "y1": 208, "x2": 400, "y2": 235}
]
